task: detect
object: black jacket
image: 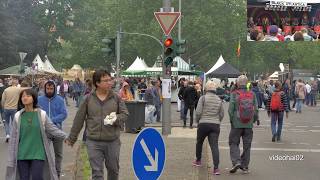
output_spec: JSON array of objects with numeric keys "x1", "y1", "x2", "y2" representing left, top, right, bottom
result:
[
  {"x1": 178, "y1": 86, "x2": 186, "y2": 100},
  {"x1": 183, "y1": 86, "x2": 197, "y2": 106}
]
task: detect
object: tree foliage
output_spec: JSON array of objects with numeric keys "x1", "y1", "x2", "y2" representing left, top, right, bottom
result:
[{"x1": 1, "y1": 0, "x2": 319, "y2": 76}]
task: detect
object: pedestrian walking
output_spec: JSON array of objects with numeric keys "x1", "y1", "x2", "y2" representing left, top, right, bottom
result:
[
  {"x1": 311, "y1": 81, "x2": 318, "y2": 106},
  {"x1": 295, "y1": 79, "x2": 306, "y2": 113},
  {"x1": 38, "y1": 80, "x2": 68, "y2": 178},
  {"x1": 193, "y1": 80, "x2": 224, "y2": 175},
  {"x1": 228, "y1": 75, "x2": 260, "y2": 174},
  {"x1": 72, "y1": 78, "x2": 85, "y2": 107},
  {"x1": 0, "y1": 79, "x2": 6, "y2": 124},
  {"x1": 178, "y1": 80, "x2": 187, "y2": 120},
  {"x1": 65, "y1": 70, "x2": 129, "y2": 180},
  {"x1": 6, "y1": 88, "x2": 66, "y2": 180},
  {"x1": 137, "y1": 79, "x2": 147, "y2": 100},
  {"x1": 1, "y1": 79, "x2": 24, "y2": 142},
  {"x1": 266, "y1": 81, "x2": 289, "y2": 142},
  {"x1": 183, "y1": 81, "x2": 197, "y2": 128},
  {"x1": 144, "y1": 81, "x2": 157, "y2": 124},
  {"x1": 177, "y1": 78, "x2": 185, "y2": 112},
  {"x1": 119, "y1": 81, "x2": 134, "y2": 101}
]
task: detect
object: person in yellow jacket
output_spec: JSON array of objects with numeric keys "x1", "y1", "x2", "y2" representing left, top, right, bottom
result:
[{"x1": 119, "y1": 81, "x2": 134, "y2": 101}]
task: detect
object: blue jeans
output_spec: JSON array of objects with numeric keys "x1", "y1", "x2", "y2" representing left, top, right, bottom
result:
[
  {"x1": 180, "y1": 101, "x2": 185, "y2": 119},
  {"x1": 271, "y1": 111, "x2": 284, "y2": 138},
  {"x1": 305, "y1": 93, "x2": 311, "y2": 105},
  {"x1": 296, "y1": 99, "x2": 303, "y2": 113},
  {"x1": 310, "y1": 93, "x2": 317, "y2": 106},
  {"x1": 18, "y1": 160, "x2": 45, "y2": 180},
  {"x1": 3, "y1": 109, "x2": 17, "y2": 136}
]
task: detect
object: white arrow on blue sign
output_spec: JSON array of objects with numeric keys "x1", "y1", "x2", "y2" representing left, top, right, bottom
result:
[{"x1": 132, "y1": 128, "x2": 166, "y2": 180}]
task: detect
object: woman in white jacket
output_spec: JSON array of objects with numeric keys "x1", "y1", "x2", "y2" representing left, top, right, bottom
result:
[{"x1": 6, "y1": 88, "x2": 66, "y2": 180}]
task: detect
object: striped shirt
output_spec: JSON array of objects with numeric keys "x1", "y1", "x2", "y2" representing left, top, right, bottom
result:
[{"x1": 266, "y1": 90, "x2": 289, "y2": 113}]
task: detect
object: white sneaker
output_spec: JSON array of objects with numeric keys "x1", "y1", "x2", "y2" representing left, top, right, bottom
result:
[
  {"x1": 292, "y1": 108, "x2": 296, "y2": 111},
  {"x1": 5, "y1": 135, "x2": 10, "y2": 143}
]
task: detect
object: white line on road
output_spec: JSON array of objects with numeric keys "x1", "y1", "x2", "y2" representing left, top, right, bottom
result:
[
  {"x1": 296, "y1": 126, "x2": 308, "y2": 128},
  {"x1": 312, "y1": 126, "x2": 320, "y2": 128},
  {"x1": 218, "y1": 146, "x2": 320, "y2": 153},
  {"x1": 299, "y1": 143, "x2": 310, "y2": 145},
  {"x1": 309, "y1": 130, "x2": 320, "y2": 132}
]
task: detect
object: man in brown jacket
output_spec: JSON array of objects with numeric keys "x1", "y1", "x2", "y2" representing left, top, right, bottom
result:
[{"x1": 65, "y1": 70, "x2": 129, "y2": 180}]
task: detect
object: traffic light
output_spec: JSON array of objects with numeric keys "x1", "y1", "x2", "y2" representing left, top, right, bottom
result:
[
  {"x1": 164, "y1": 37, "x2": 175, "y2": 67},
  {"x1": 101, "y1": 37, "x2": 115, "y2": 56},
  {"x1": 176, "y1": 39, "x2": 186, "y2": 56}
]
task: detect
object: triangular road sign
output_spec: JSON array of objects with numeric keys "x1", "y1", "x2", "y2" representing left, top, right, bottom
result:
[{"x1": 154, "y1": 12, "x2": 181, "y2": 36}]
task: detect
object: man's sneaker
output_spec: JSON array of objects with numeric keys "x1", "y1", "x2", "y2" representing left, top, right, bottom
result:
[
  {"x1": 5, "y1": 135, "x2": 10, "y2": 143},
  {"x1": 272, "y1": 135, "x2": 276, "y2": 142},
  {"x1": 213, "y1": 168, "x2": 221, "y2": 175},
  {"x1": 277, "y1": 136, "x2": 281, "y2": 141},
  {"x1": 229, "y1": 163, "x2": 241, "y2": 173},
  {"x1": 240, "y1": 167, "x2": 250, "y2": 174},
  {"x1": 192, "y1": 160, "x2": 201, "y2": 167},
  {"x1": 292, "y1": 108, "x2": 296, "y2": 111},
  {"x1": 183, "y1": 124, "x2": 187, "y2": 128}
]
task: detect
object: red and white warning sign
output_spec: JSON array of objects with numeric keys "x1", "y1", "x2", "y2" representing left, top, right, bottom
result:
[{"x1": 154, "y1": 12, "x2": 181, "y2": 36}]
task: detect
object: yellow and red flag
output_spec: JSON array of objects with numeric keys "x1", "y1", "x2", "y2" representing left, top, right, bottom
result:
[{"x1": 236, "y1": 40, "x2": 241, "y2": 58}]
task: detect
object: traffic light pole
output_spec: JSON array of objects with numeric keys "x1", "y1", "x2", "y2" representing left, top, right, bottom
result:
[
  {"x1": 116, "y1": 28, "x2": 120, "y2": 84},
  {"x1": 162, "y1": 0, "x2": 172, "y2": 136}
]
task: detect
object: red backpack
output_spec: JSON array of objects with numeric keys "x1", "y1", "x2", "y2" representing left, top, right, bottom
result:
[
  {"x1": 271, "y1": 92, "x2": 283, "y2": 111},
  {"x1": 237, "y1": 90, "x2": 255, "y2": 124}
]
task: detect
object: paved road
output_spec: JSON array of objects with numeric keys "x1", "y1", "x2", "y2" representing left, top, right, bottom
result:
[{"x1": 1, "y1": 100, "x2": 320, "y2": 179}]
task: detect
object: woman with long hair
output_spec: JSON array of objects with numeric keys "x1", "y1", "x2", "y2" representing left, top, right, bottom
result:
[{"x1": 6, "y1": 89, "x2": 66, "y2": 180}]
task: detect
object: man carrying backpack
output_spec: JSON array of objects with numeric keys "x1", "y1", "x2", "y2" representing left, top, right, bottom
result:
[
  {"x1": 267, "y1": 81, "x2": 289, "y2": 142},
  {"x1": 228, "y1": 75, "x2": 259, "y2": 174}
]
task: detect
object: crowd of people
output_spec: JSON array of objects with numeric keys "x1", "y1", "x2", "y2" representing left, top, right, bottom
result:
[
  {"x1": 1, "y1": 70, "x2": 319, "y2": 178},
  {"x1": 0, "y1": 70, "x2": 129, "y2": 180},
  {"x1": 178, "y1": 75, "x2": 319, "y2": 175},
  {"x1": 248, "y1": 24, "x2": 320, "y2": 41}
]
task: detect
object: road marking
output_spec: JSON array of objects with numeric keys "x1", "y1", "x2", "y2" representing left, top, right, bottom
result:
[
  {"x1": 218, "y1": 146, "x2": 320, "y2": 153},
  {"x1": 312, "y1": 126, "x2": 320, "y2": 128},
  {"x1": 309, "y1": 130, "x2": 320, "y2": 133},
  {"x1": 299, "y1": 143, "x2": 310, "y2": 145},
  {"x1": 296, "y1": 126, "x2": 308, "y2": 128}
]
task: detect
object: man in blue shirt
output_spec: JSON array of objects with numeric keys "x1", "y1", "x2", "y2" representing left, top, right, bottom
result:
[{"x1": 38, "y1": 80, "x2": 67, "y2": 178}]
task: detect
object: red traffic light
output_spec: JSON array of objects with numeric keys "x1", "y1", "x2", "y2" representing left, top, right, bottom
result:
[{"x1": 164, "y1": 38, "x2": 173, "y2": 47}]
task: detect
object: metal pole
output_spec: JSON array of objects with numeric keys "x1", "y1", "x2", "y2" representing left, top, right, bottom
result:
[
  {"x1": 116, "y1": 25, "x2": 121, "y2": 90},
  {"x1": 178, "y1": 0, "x2": 181, "y2": 41},
  {"x1": 162, "y1": 0, "x2": 172, "y2": 135},
  {"x1": 120, "y1": 32, "x2": 163, "y2": 48}
]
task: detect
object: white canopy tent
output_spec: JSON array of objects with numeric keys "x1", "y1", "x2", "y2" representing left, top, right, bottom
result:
[
  {"x1": 43, "y1": 55, "x2": 61, "y2": 74},
  {"x1": 205, "y1": 55, "x2": 225, "y2": 75},
  {"x1": 32, "y1": 54, "x2": 61, "y2": 74},
  {"x1": 122, "y1": 56, "x2": 149, "y2": 76},
  {"x1": 203, "y1": 55, "x2": 226, "y2": 91},
  {"x1": 32, "y1": 54, "x2": 46, "y2": 72}
]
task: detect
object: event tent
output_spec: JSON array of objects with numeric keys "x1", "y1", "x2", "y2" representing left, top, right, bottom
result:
[
  {"x1": 205, "y1": 55, "x2": 225, "y2": 75},
  {"x1": 122, "y1": 56, "x2": 149, "y2": 75},
  {"x1": 32, "y1": 54, "x2": 46, "y2": 72},
  {"x1": 206, "y1": 63, "x2": 241, "y2": 78},
  {"x1": 43, "y1": 55, "x2": 61, "y2": 74},
  {"x1": 0, "y1": 65, "x2": 32, "y2": 76},
  {"x1": 122, "y1": 56, "x2": 201, "y2": 77}
]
